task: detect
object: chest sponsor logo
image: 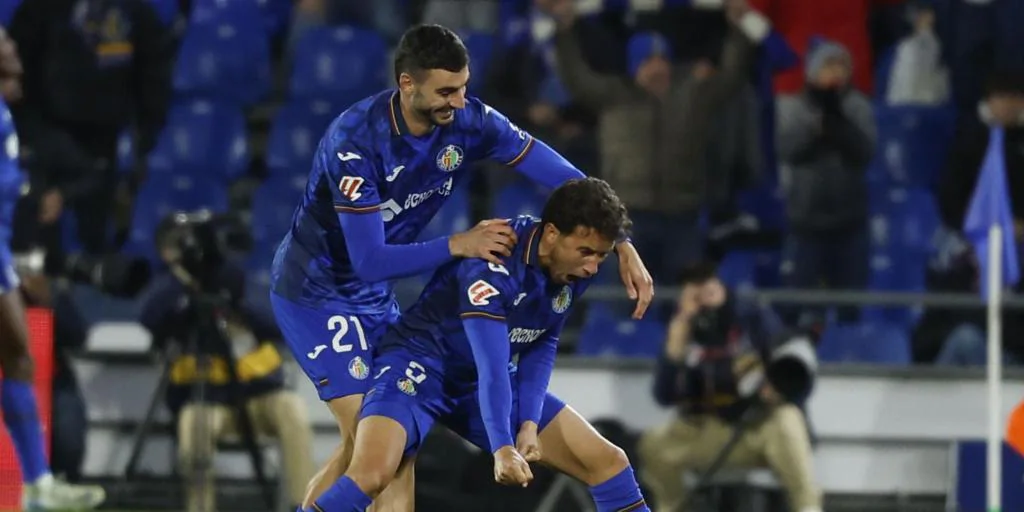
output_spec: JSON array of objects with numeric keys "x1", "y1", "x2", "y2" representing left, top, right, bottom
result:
[
  {"x1": 509, "y1": 327, "x2": 546, "y2": 344},
  {"x1": 380, "y1": 177, "x2": 453, "y2": 222}
]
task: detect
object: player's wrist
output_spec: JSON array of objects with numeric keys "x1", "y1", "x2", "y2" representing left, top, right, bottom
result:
[
  {"x1": 519, "y1": 421, "x2": 539, "y2": 433},
  {"x1": 493, "y1": 444, "x2": 516, "y2": 456}
]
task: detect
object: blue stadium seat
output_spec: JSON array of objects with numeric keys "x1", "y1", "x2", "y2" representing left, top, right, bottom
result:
[
  {"x1": 147, "y1": 99, "x2": 250, "y2": 180},
  {"x1": 259, "y1": 0, "x2": 292, "y2": 37},
  {"x1": 289, "y1": 26, "x2": 388, "y2": 106},
  {"x1": 190, "y1": 0, "x2": 263, "y2": 28},
  {"x1": 460, "y1": 31, "x2": 496, "y2": 89},
  {"x1": 816, "y1": 323, "x2": 911, "y2": 364},
  {"x1": 124, "y1": 174, "x2": 229, "y2": 262},
  {"x1": 266, "y1": 100, "x2": 337, "y2": 177},
  {"x1": 873, "y1": 105, "x2": 956, "y2": 188},
  {"x1": 250, "y1": 174, "x2": 305, "y2": 253},
  {"x1": 717, "y1": 251, "x2": 758, "y2": 290},
  {"x1": 148, "y1": 0, "x2": 179, "y2": 25},
  {"x1": 173, "y1": 12, "x2": 271, "y2": 105},
  {"x1": 417, "y1": 183, "x2": 471, "y2": 242},
  {"x1": 0, "y1": 0, "x2": 22, "y2": 26},
  {"x1": 578, "y1": 304, "x2": 666, "y2": 358},
  {"x1": 492, "y1": 180, "x2": 546, "y2": 219}
]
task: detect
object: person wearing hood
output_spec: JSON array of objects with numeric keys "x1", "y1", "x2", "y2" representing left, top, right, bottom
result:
[
  {"x1": 776, "y1": 40, "x2": 876, "y2": 326},
  {"x1": 544, "y1": 0, "x2": 771, "y2": 285}
]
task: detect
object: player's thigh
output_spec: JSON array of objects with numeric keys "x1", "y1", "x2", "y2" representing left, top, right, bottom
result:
[
  {"x1": 537, "y1": 399, "x2": 631, "y2": 486},
  {"x1": 269, "y1": 293, "x2": 397, "y2": 402},
  {"x1": 0, "y1": 243, "x2": 30, "y2": 372}
]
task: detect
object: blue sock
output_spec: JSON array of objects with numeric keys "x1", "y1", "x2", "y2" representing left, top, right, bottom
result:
[
  {"x1": 0, "y1": 379, "x2": 49, "y2": 483},
  {"x1": 310, "y1": 475, "x2": 373, "y2": 512},
  {"x1": 589, "y1": 465, "x2": 650, "y2": 512}
]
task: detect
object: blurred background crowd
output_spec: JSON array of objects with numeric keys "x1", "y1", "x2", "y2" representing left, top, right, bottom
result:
[{"x1": 3, "y1": 0, "x2": 1024, "y2": 511}]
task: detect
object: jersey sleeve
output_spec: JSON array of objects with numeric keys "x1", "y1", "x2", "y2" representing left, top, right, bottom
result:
[
  {"x1": 479, "y1": 101, "x2": 535, "y2": 167},
  {"x1": 515, "y1": 320, "x2": 563, "y2": 427},
  {"x1": 455, "y1": 258, "x2": 517, "y2": 322},
  {"x1": 325, "y1": 139, "x2": 381, "y2": 214}
]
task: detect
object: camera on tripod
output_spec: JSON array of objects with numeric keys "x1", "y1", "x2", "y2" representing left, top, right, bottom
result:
[{"x1": 154, "y1": 209, "x2": 251, "y2": 300}]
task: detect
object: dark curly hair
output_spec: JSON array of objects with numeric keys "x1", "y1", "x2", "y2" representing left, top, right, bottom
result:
[
  {"x1": 541, "y1": 178, "x2": 632, "y2": 243},
  {"x1": 393, "y1": 24, "x2": 469, "y2": 84}
]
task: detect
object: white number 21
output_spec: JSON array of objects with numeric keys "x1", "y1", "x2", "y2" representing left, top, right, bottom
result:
[{"x1": 328, "y1": 315, "x2": 368, "y2": 353}]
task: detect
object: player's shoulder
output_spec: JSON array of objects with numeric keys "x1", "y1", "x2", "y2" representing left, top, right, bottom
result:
[
  {"x1": 509, "y1": 215, "x2": 540, "y2": 241},
  {"x1": 322, "y1": 89, "x2": 396, "y2": 153},
  {"x1": 455, "y1": 96, "x2": 504, "y2": 132}
]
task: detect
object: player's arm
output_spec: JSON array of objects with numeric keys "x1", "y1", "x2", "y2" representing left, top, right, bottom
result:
[
  {"x1": 479, "y1": 100, "x2": 585, "y2": 190},
  {"x1": 457, "y1": 261, "x2": 517, "y2": 453},
  {"x1": 514, "y1": 324, "x2": 561, "y2": 430},
  {"x1": 329, "y1": 144, "x2": 456, "y2": 282}
]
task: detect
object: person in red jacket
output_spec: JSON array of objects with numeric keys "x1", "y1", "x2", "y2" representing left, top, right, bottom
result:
[{"x1": 749, "y1": 0, "x2": 904, "y2": 94}]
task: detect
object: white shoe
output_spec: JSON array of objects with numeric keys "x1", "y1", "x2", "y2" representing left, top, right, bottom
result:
[{"x1": 21, "y1": 474, "x2": 106, "y2": 511}]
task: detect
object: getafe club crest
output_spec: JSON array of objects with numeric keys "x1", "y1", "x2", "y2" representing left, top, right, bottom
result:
[
  {"x1": 552, "y1": 286, "x2": 572, "y2": 314},
  {"x1": 397, "y1": 378, "x2": 417, "y2": 396},
  {"x1": 436, "y1": 144, "x2": 464, "y2": 172},
  {"x1": 348, "y1": 356, "x2": 370, "y2": 380}
]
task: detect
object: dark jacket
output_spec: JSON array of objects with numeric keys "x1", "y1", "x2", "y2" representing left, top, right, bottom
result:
[
  {"x1": 652, "y1": 295, "x2": 788, "y2": 423},
  {"x1": 138, "y1": 269, "x2": 285, "y2": 415}
]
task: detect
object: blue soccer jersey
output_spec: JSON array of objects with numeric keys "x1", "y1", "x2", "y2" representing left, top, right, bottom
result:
[
  {"x1": 271, "y1": 90, "x2": 537, "y2": 312},
  {"x1": 0, "y1": 97, "x2": 25, "y2": 293},
  {"x1": 365, "y1": 216, "x2": 590, "y2": 452}
]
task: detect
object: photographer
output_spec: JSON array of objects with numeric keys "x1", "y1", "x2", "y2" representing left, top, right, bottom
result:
[
  {"x1": 637, "y1": 262, "x2": 821, "y2": 512},
  {"x1": 137, "y1": 225, "x2": 315, "y2": 512}
]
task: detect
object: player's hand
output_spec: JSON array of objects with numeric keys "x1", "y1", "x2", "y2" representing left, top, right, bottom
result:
[
  {"x1": 449, "y1": 219, "x2": 518, "y2": 266},
  {"x1": 616, "y1": 241, "x2": 654, "y2": 320},
  {"x1": 493, "y1": 445, "x2": 534, "y2": 487},
  {"x1": 515, "y1": 422, "x2": 542, "y2": 462}
]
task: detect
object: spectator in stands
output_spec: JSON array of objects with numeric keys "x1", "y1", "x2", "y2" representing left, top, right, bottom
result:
[
  {"x1": 931, "y1": 70, "x2": 1024, "y2": 366},
  {"x1": 8, "y1": 0, "x2": 173, "y2": 255},
  {"x1": 421, "y1": 0, "x2": 500, "y2": 34},
  {"x1": 138, "y1": 240, "x2": 315, "y2": 512},
  {"x1": 638, "y1": 262, "x2": 820, "y2": 512},
  {"x1": 776, "y1": 39, "x2": 876, "y2": 326},
  {"x1": 546, "y1": 0, "x2": 769, "y2": 284},
  {"x1": 886, "y1": 2, "x2": 950, "y2": 107}
]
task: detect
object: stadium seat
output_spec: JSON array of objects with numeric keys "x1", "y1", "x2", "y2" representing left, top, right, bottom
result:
[
  {"x1": 492, "y1": 179, "x2": 546, "y2": 219},
  {"x1": 289, "y1": 26, "x2": 389, "y2": 106},
  {"x1": 147, "y1": 99, "x2": 250, "y2": 180},
  {"x1": 816, "y1": 323, "x2": 911, "y2": 365},
  {"x1": 125, "y1": 174, "x2": 229, "y2": 262},
  {"x1": 578, "y1": 304, "x2": 666, "y2": 358},
  {"x1": 0, "y1": 0, "x2": 21, "y2": 26},
  {"x1": 873, "y1": 105, "x2": 956, "y2": 188},
  {"x1": 173, "y1": 10, "x2": 271, "y2": 105},
  {"x1": 249, "y1": 174, "x2": 305, "y2": 254},
  {"x1": 258, "y1": 0, "x2": 292, "y2": 37},
  {"x1": 717, "y1": 251, "x2": 758, "y2": 290},
  {"x1": 148, "y1": 0, "x2": 179, "y2": 25},
  {"x1": 266, "y1": 100, "x2": 337, "y2": 177},
  {"x1": 459, "y1": 31, "x2": 496, "y2": 89}
]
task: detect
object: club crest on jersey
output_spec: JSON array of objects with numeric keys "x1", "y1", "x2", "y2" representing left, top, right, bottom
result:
[
  {"x1": 552, "y1": 286, "x2": 572, "y2": 314},
  {"x1": 348, "y1": 356, "x2": 370, "y2": 380},
  {"x1": 397, "y1": 378, "x2": 417, "y2": 396},
  {"x1": 436, "y1": 144, "x2": 464, "y2": 172},
  {"x1": 468, "y1": 280, "x2": 500, "y2": 306}
]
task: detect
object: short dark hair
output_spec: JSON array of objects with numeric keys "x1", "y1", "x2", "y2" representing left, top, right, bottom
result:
[
  {"x1": 677, "y1": 261, "x2": 719, "y2": 286},
  {"x1": 540, "y1": 177, "x2": 632, "y2": 243},
  {"x1": 393, "y1": 24, "x2": 469, "y2": 84}
]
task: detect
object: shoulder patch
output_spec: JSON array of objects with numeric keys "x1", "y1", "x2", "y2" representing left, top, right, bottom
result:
[
  {"x1": 467, "y1": 280, "x2": 500, "y2": 306},
  {"x1": 338, "y1": 176, "x2": 365, "y2": 201}
]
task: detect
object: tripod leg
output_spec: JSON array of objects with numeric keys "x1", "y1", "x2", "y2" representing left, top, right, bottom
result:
[{"x1": 121, "y1": 359, "x2": 173, "y2": 482}]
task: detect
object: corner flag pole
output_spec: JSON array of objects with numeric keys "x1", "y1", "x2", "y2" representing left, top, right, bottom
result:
[{"x1": 986, "y1": 224, "x2": 1003, "y2": 512}]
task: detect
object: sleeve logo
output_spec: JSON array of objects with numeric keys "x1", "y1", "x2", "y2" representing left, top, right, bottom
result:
[
  {"x1": 338, "y1": 176, "x2": 365, "y2": 201},
  {"x1": 337, "y1": 151, "x2": 362, "y2": 161},
  {"x1": 467, "y1": 280, "x2": 500, "y2": 306},
  {"x1": 488, "y1": 262, "x2": 509, "y2": 275}
]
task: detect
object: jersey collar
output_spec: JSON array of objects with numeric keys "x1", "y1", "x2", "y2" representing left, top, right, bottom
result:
[
  {"x1": 388, "y1": 90, "x2": 412, "y2": 137},
  {"x1": 523, "y1": 225, "x2": 543, "y2": 267}
]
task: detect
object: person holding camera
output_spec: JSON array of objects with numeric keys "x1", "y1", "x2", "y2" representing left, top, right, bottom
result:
[
  {"x1": 138, "y1": 242, "x2": 316, "y2": 512},
  {"x1": 637, "y1": 262, "x2": 821, "y2": 512}
]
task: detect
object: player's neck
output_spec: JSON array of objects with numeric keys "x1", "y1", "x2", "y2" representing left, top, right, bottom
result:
[
  {"x1": 398, "y1": 96, "x2": 433, "y2": 137},
  {"x1": 536, "y1": 238, "x2": 554, "y2": 274}
]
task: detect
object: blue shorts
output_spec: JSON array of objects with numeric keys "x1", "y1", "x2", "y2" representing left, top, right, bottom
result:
[
  {"x1": 360, "y1": 349, "x2": 567, "y2": 455},
  {"x1": 270, "y1": 292, "x2": 400, "y2": 401}
]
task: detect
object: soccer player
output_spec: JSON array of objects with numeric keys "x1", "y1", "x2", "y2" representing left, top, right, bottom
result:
[
  {"x1": 269, "y1": 24, "x2": 654, "y2": 511},
  {"x1": 313, "y1": 178, "x2": 650, "y2": 512},
  {"x1": 0, "y1": 28, "x2": 106, "y2": 510}
]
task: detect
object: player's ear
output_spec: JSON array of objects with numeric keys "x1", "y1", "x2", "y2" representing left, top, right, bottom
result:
[
  {"x1": 398, "y1": 72, "x2": 415, "y2": 92},
  {"x1": 542, "y1": 222, "x2": 561, "y2": 240}
]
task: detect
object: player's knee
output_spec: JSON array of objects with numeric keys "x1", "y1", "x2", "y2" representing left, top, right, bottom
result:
[
  {"x1": 586, "y1": 441, "x2": 631, "y2": 485},
  {"x1": 346, "y1": 464, "x2": 396, "y2": 498}
]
